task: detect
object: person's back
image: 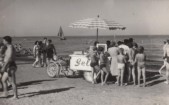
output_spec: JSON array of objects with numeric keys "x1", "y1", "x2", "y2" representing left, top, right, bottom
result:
[
  {"x1": 135, "y1": 53, "x2": 146, "y2": 68},
  {"x1": 135, "y1": 46, "x2": 146, "y2": 87},
  {"x1": 117, "y1": 54, "x2": 125, "y2": 64},
  {"x1": 108, "y1": 47, "x2": 119, "y2": 57}
]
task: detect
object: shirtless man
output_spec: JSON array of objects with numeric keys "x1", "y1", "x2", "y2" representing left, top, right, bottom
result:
[
  {"x1": 133, "y1": 46, "x2": 146, "y2": 87},
  {"x1": 0, "y1": 36, "x2": 18, "y2": 99}
]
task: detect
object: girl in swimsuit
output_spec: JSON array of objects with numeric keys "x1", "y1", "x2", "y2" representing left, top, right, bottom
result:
[{"x1": 133, "y1": 46, "x2": 146, "y2": 87}]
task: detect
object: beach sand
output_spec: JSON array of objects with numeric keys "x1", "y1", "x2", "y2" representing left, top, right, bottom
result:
[{"x1": 0, "y1": 56, "x2": 169, "y2": 105}]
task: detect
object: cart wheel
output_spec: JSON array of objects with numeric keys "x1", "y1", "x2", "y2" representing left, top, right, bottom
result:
[
  {"x1": 83, "y1": 71, "x2": 97, "y2": 83},
  {"x1": 47, "y1": 62, "x2": 60, "y2": 78}
]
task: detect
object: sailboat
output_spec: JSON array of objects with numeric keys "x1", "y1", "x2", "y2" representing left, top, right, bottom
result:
[{"x1": 57, "y1": 26, "x2": 66, "y2": 40}]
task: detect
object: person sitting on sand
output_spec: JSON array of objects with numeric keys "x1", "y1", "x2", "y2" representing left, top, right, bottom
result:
[
  {"x1": 0, "y1": 36, "x2": 18, "y2": 99},
  {"x1": 46, "y1": 39, "x2": 57, "y2": 64},
  {"x1": 159, "y1": 41, "x2": 168, "y2": 74},
  {"x1": 117, "y1": 48, "x2": 126, "y2": 86},
  {"x1": 32, "y1": 41, "x2": 41, "y2": 67},
  {"x1": 87, "y1": 47, "x2": 100, "y2": 84},
  {"x1": 133, "y1": 46, "x2": 146, "y2": 87},
  {"x1": 97, "y1": 47, "x2": 109, "y2": 85}
]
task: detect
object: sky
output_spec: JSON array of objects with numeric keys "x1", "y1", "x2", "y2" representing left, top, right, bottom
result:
[{"x1": 0, "y1": 0, "x2": 169, "y2": 37}]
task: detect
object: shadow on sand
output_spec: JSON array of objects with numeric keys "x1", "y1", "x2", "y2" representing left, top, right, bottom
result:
[
  {"x1": 18, "y1": 79, "x2": 57, "y2": 87},
  {"x1": 20, "y1": 87, "x2": 74, "y2": 98},
  {"x1": 144, "y1": 71, "x2": 165, "y2": 87}
]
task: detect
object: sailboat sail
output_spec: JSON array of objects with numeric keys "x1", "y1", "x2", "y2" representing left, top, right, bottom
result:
[{"x1": 57, "y1": 26, "x2": 66, "y2": 40}]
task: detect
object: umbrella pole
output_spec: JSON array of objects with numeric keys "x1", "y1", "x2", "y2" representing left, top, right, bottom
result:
[{"x1": 96, "y1": 28, "x2": 98, "y2": 42}]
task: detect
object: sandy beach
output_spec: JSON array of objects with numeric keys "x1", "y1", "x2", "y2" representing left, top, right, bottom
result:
[{"x1": 0, "y1": 56, "x2": 169, "y2": 105}]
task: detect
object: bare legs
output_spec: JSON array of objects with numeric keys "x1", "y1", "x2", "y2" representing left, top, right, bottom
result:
[
  {"x1": 101, "y1": 67, "x2": 109, "y2": 85},
  {"x1": 137, "y1": 67, "x2": 146, "y2": 87},
  {"x1": 1, "y1": 69, "x2": 18, "y2": 99},
  {"x1": 132, "y1": 67, "x2": 136, "y2": 85},
  {"x1": 117, "y1": 68, "x2": 124, "y2": 86},
  {"x1": 165, "y1": 63, "x2": 169, "y2": 84},
  {"x1": 32, "y1": 57, "x2": 40, "y2": 67}
]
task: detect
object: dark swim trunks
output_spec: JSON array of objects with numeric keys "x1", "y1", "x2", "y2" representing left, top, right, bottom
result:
[
  {"x1": 90, "y1": 62, "x2": 98, "y2": 67},
  {"x1": 7, "y1": 61, "x2": 17, "y2": 72},
  {"x1": 100, "y1": 64, "x2": 106, "y2": 69},
  {"x1": 5, "y1": 61, "x2": 17, "y2": 77}
]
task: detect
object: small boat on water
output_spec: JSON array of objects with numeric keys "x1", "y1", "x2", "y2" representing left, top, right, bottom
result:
[{"x1": 58, "y1": 26, "x2": 66, "y2": 40}]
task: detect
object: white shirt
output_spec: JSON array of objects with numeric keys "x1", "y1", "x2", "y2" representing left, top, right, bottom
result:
[{"x1": 118, "y1": 44, "x2": 130, "y2": 55}]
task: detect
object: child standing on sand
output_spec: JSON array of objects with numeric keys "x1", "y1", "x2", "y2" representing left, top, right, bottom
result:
[
  {"x1": 117, "y1": 48, "x2": 126, "y2": 86},
  {"x1": 98, "y1": 47, "x2": 109, "y2": 85},
  {"x1": 133, "y1": 46, "x2": 146, "y2": 87}
]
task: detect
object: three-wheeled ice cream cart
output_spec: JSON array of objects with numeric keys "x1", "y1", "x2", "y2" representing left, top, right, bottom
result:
[{"x1": 46, "y1": 44, "x2": 108, "y2": 83}]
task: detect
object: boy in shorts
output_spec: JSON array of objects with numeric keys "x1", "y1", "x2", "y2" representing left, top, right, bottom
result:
[
  {"x1": 117, "y1": 48, "x2": 126, "y2": 86},
  {"x1": 133, "y1": 46, "x2": 146, "y2": 87},
  {"x1": 98, "y1": 47, "x2": 109, "y2": 85}
]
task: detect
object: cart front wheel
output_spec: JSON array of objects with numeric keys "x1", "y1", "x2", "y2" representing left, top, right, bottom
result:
[
  {"x1": 83, "y1": 71, "x2": 97, "y2": 83},
  {"x1": 47, "y1": 62, "x2": 60, "y2": 78}
]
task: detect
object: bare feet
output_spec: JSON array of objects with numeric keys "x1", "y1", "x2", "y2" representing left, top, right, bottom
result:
[{"x1": 11, "y1": 96, "x2": 19, "y2": 100}]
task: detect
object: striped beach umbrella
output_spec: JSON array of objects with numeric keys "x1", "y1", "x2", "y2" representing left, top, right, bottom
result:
[{"x1": 69, "y1": 15, "x2": 126, "y2": 41}]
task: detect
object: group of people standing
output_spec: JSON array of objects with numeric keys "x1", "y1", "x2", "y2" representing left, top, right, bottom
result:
[
  {"x1": 32, "y1": 37, "x2": 57, "y2": 68},
  {"x1": 88, "y1": 38, "x2": 146, "y2": 87}
]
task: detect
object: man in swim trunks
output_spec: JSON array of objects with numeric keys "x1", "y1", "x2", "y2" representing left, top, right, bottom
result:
[
  {"x1": 0, "y1": 36, "x2": 18, "y2": 99},
  {"x1": 133, "y1": 46, "x2": 146, "y2": 87},
  {"x1": 117, "y1": 48, "x2": 126, "y2": 86}
]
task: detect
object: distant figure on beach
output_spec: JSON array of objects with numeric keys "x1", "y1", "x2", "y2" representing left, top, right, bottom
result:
[
  {"x1": 117, "y1": 48, "x2": 126, "y2": 86},
  {"x1": 0, "y1": 36, "x2": 18, "y2": 99},
  {"x1": 133, "y1": 46, "x2": 146, "y2": 87},
  {"x1": 46, "y1": 39, "x2": 57, "y2": 64},
  {"x1": 41, "y1": 37, "x2": 48, "y2": 67},
  {"x1": 163, "y1": 40, "x2": 169, "y2": 84},
  {"x1": 32, "y1": 41, "x2": 41, "y2": 67},
  {"x1": 98, "y1": 47, "x2": 109, "y2": 85},
  {"x1": 108, "y1": 41, "x2": 119, "y2": 83},
  {"x1": 159, "y1": 41, "x2": 168, "y2": 74}
]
